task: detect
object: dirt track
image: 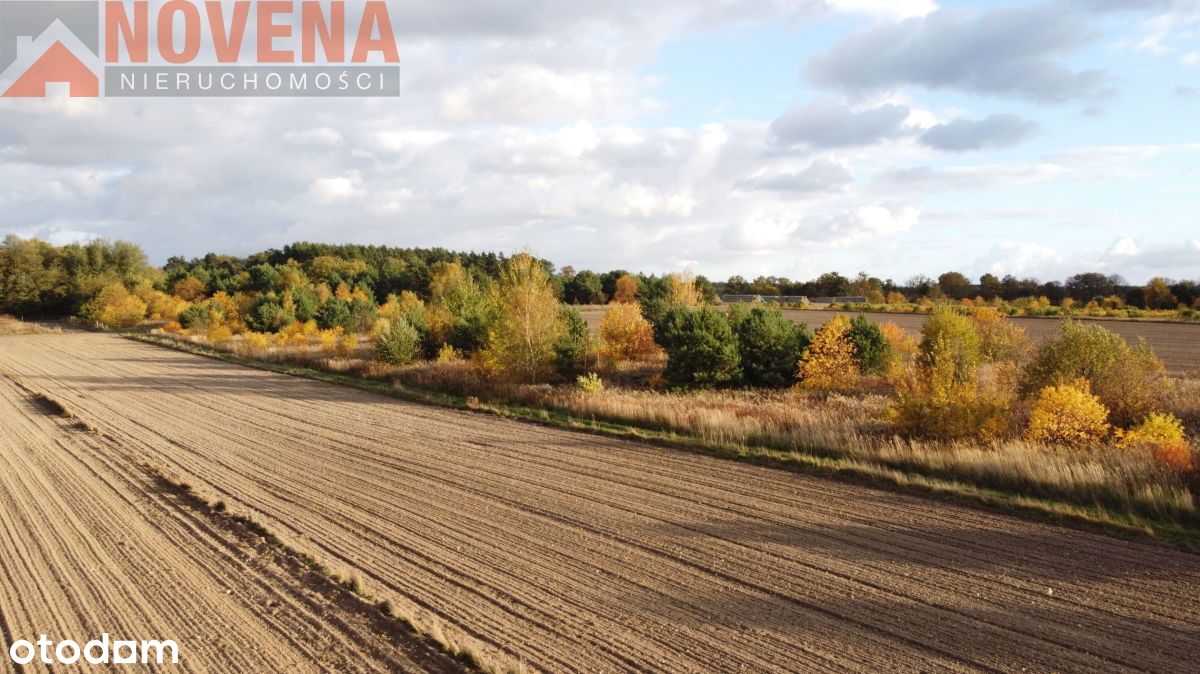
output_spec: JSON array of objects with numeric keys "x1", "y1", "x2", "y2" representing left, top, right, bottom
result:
[
  {"x1": 0, "y1": 370, "x2": 460, "y2": 673},
  {"x1": 2, "y1": 332, "x2": 1199, "y2": 673}
]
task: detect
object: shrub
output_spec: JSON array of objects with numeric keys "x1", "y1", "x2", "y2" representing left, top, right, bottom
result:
[
  {"x1": 797, "y1": 315, "x2": 858, "y2": 393},
  {"x1": 598, "y1": 302, "x2": 657, "y2": 364},
  {"x1": 554, "y1": 306, "x2": 592, "y2": 377},
  {"x1": 318, "y1": 328, "x2": 342, "y2": 354},
  {"x1": 657, "y1": 305, "x2": 741, "y2": 388},
  {"x1": 1021, "y1": 321, "x2": 1164, "y2": 426},
  {"x1": 847, "y1": 314, "x2": 890, "y2": 375},
  {"x1": 972, "y1": 307, "x2": 1029, "y2": 362},
  {"x1": 888, "y1": 373, "x2": 1014, "y2": 441},
  {"x1": 576, "y1": 373, "x2": 605, "y2": 394},
  {"x1": 437, "y1": 344, "x2": 463, "y2": 362},
  {"x1": 239, "y1": 331, "x2": 272, "y2": 356},
  {"x1": 206, "y1": 324, "x2": 233, "y2": 344},
  {"x1": 247, "y1": 294, "x2": 293, "y2": 333},
  {"x1": 887, "y1": 341, "x2": 1016, "y2": 442},
  {"x1": 730, "y1": 305, "x2": 811, "y2": 388},
  {"x1": 317, "y1": 298, "x2": 353, "y2": 332},
  {"x1": 374, "y1": 317, "x2": 421, "y2": 365},
  {"x1": 879, "y1": 322, "x2": 917, "y2": 378},
  {"x1": 1025, "y1": 380, "x2": 1111, "y2": 449},
  {"x1": 84, "y1": 283, "x2": 147, "y2": 328},
  {"x1": 917, "y1": 308, "x2": 982, "y2": 385},
  {"x1": 337, "y1": 333, "x2": 358, "y2": 357},
  {"x1": 1117, "y1": 413, "x2": 1194, "y2": 473},
  {"x1": 142, "y1": 290, "x2": 189, "y2": 321}
]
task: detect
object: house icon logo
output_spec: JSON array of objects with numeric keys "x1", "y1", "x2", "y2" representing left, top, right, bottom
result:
[{"x1": 0, "y1": 0, "x2": 99, "y2": 97}]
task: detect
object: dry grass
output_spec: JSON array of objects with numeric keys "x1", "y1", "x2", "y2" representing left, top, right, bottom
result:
[
  {"x1": 0, "y1": 316, "x2": 61, "y2": 335},
  {"x1": 384, "y1": 358, "x2": 1198, "y2": 521}
]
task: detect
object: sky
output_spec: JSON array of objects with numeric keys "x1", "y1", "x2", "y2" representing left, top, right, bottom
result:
[{"x1": 1, "y1": 0, "x2": 1198, "y2": 284}]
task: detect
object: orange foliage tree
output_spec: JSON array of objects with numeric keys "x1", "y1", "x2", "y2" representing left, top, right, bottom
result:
[
  {"x1": 598, "y1": 302, "x2": 658, "y2": 364},
  {"x1": 613, "y1": 274, "x2": 639, "y2": 304}
]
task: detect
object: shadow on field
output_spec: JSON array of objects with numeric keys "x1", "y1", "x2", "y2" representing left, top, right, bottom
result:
[{"x1": 618, "y1": 579, "x2": 1195, "y2": 673}]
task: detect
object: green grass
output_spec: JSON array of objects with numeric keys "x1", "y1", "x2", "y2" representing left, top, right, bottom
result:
[{"x1": 127, "y1": 333, "x2": 1200, "y2": 552}]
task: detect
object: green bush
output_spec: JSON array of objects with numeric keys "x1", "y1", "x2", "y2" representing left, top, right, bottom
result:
[
  {"x1": 657, "y1": 305, "x2": 741, "y2": 388},
  {"x1": 317, "y1": 298, "x2": 353, "y2": 332},
  {"x1": 374, "y1": 317, "x2": 422, "y2": 365},
  {"x1": 554, "y1": 306, "x2": 592, "y2": 377},
  {"x1": 847, "y1": 314, "x2": 890, "y2": 375},
  {"x1": 247, "y1": 294, "x2": 293, "y2": 333},
  {"x1": 1021, "y1": 321, "x2": 1164, "y2": 426},
  {"x1": 918, "y1": 308, "x2": 981, "y2": 385},
  {"x1": 730, "y1": 305, "x2": 811, "y2": 388}
]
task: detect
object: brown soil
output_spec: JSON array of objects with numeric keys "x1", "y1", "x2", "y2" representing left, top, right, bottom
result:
[
  {"x1": 0, "y1": 367, "x2": 463, "y2": 673},
  {"x1": 2, "y1": 332, "x2": 1199, "y2": 673}
]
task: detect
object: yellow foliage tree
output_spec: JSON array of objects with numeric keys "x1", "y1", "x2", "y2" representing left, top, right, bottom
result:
[
  {"x1": 879, "y1": 322, "x2": 918, "y2": 379},
  {"x1": 797, "y1": 315, "x2": 859, "y2": 392},
  {"x1": 598, "y1": 302, "x2": 657, "y2": 364},
  {"x1": 140, "y1": 289, "x2": 189, "y2": 321},
  {"x1": 482, "y1": 252, "x2": 564, "y2": 383},
  {"x1": 1025, "y1": 379, "x2": 1111, "y2": 449},
  {"x1": 85, "y1": 283, "x2": 147, "y2": 328},
  {"x1": 172, "y1": 275, "x2": 206, "y2": 302},
  {"x1": 666, "y1": 272, "x2": 703, "y2": 309}
]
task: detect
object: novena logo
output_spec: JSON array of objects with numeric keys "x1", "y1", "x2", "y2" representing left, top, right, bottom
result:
[{"x1": 0, "y1": 0, "x2": 400, "y2": 97}]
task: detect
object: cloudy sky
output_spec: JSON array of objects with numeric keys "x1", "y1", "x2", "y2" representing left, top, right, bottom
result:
[{"x1": 2, "y1": 0, "x2": 1198, "y2": 283}]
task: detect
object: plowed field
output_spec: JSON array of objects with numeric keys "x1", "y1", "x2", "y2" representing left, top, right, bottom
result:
[
  {"x1": 1, "y1": 332, "x2": 1198, "y2": 673},
  {"x1": 0, "y1": 367, "x2": 462, "y2": 673}
]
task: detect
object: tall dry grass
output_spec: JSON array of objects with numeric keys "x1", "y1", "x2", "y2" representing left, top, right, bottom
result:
[{"x1": 0, "y1": 316, "x2": 61, "y2": 335}]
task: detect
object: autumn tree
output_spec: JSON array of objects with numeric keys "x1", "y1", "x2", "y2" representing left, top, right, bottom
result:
[
  {"x1": 937, "y1": 272, "x2": 972, "y2": 300},
  {"x1": 598, "y1": 302, "x2": 658, "y2": 364},
  {"x1": 613, "y1": 274, "x2": 639, "y2": 304},
  {"x1": 173, "y1": 275, "x2": 206, "y2": 302},
  {"x1": 84, "y1": 283, "x2": 147, "y2": 328},
  {"x1": 797, "y1": 315, "x2": 859, "y2": 392},
  {"x1": 427, "y1": 261, "x2": 491, "y2": 352},
  {"x1": 483, "y1": 253, "x2": 565, "y2": 383},
  {"x1": 1143, "y1": 277, "x2": 1178, "y2": 310},
  {"x1": 666, "y1": 271, "x2": 704, "y2": 309}
]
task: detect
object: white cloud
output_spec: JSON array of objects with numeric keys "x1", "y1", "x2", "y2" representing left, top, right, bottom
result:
[{"x1": 308, "y1": 172, "x2": 365, "y2": 204}]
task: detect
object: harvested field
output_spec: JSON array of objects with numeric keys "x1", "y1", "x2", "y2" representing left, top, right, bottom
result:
[
  {"x1": 0, "y1": 372, "x2": 462, "y2": 673},
  {"x1": 577, "y1": 307, "x2": 1200, "y2": 372},
  {"x1": 2, "y1": 332, "x2": 1200, "y2": 673}
]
